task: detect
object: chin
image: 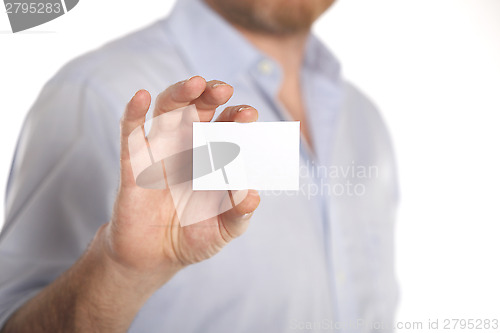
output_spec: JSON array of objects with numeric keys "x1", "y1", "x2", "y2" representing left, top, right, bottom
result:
[{"x1": 206, "y1": 0, "x2": 335, "y2": 35}]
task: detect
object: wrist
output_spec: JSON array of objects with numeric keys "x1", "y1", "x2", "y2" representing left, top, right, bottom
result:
[
  {"x1": 66, "y1": 225, "x2": 175, "y2": 330},
  {"x1": 88, "y1": 224, "x2": 181, "y2": 295}
]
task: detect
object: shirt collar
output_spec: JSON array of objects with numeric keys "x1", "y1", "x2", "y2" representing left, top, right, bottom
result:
[
  {"x1": 163, "y1": 0, "x2": 262, "y2": 85},
  {"x1": 162, "y1": 0, "x2": 341, "y2": 89},
  {"x1": 304, "y1": 33, "x2": 341, "y2": 82}
]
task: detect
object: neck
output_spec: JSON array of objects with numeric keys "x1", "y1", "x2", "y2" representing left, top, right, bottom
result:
[
  {"x1": 236, "y1": 28, "x2": 313, "y2": 149},
  {"x1": 237, "y1": 29, "x2": 309, "y2": 77},
  {"x1": 202, "y1": 0, "x2": 314, "y2": 148}
]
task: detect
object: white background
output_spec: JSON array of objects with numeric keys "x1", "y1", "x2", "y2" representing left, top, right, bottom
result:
[{"x1": 1, "y1": 0, "x2": 499, "y2": 331}]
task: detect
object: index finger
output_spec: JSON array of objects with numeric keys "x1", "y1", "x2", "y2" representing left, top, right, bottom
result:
[
  {"x1": 153, "y1": 77, "x2": 234, "y2": 122},
  {"x1": 153, "y1": 76, "x2": 207, "y2": 117}
]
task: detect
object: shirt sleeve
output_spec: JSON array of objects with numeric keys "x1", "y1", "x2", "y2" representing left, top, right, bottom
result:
[{"x1": 0, "y1": 71, "x2": 121, "y2": 328}]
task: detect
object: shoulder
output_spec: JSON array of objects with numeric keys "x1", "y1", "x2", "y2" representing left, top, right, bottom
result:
[
  {"x1": 339, "y1": 80, "x2": 386, "y2": 132},
  {"x1": 43, "y1": 20, "x2": 189, "y2": 109},
  {"x1": 333, "y1": 79, "x2": 399, "y2": 200},
  {"x1": 337, "y1": 80, "x2": 395, "y2": 160}
]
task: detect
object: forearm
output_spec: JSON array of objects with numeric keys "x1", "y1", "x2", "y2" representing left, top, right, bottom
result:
[{"x1": 1, "y1": 225, "x2": 179, "y2": 333}]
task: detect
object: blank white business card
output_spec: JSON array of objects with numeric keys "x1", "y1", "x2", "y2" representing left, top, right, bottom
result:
[{"x1": 193, "y1": 121, "x2": 300, "y2": 190}]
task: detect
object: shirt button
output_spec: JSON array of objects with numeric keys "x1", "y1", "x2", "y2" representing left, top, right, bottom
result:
[{"x1": 257, "y1": 59, "x2": 274, "y2": 75}]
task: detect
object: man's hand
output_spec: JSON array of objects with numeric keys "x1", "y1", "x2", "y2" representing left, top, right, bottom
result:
[
  {"x1": 100, "y1": 76, "x2": 260, "y2": 286},
  {"x1": 1, "y1": 77, "x2": 260, "y2": 333}
]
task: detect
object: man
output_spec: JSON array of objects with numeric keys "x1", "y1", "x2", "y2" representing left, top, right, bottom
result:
[{"x1": 0, "y1": 0, "x2": 399, "y2": 331}]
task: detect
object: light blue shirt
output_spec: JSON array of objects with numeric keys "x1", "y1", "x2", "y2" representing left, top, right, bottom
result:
[{"x1": 0, "y1": 0, "x2": 399, "y2": 332}]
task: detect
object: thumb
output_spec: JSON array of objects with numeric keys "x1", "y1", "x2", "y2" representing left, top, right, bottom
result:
[
  {"x1": 218, "y1": 190, "x2": 260, "y2": 241},
  {"x1": 119, "y1": 90, "x2": 152, "y2": 188}
]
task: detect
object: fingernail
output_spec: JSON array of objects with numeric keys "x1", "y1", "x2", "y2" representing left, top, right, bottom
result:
[
  {"x1": 181, "y1": 76, "x2": 199, "y2": 84},
  {"x1": 237, "y1": 106, "x2": 252, "y2": 112},
  {"x1": 212, "y1": 82, "x2": 229, "y2": 88},
  {"x1": 241, "y1": 212, "x2": 254, "y2": 221}
]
